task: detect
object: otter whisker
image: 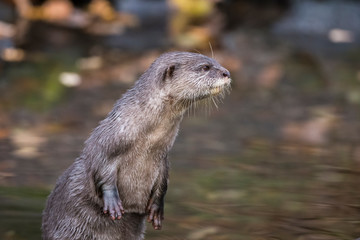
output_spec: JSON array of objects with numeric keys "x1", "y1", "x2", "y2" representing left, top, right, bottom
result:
[
  {"x1": 211, "y1": 96, "x2": 219, "y2": 109},
  {"x1": 187, "y1": 98, "x2": 193, "y2": 117},
  {"x1": 203, "y1": 97, "x2": 209, "y2": 116},
  {"x1": 193, "y1": 93, "x2": 199, "y2": 116},
  {"x1": 224, "y1": 85, "x2": 232, "y2": 95},
  {"x1": 187, "y1": 98, "x2": 194, "y2": 117},
  {"x1": 209, "y1": 42, "x2": 214, "y2": 59},
  {"x1": 208, "y1": 97, "x2": 214, "y2": 116},
  {"x1": 193, "y1": 49, "x2": 202, "y2": 55}
]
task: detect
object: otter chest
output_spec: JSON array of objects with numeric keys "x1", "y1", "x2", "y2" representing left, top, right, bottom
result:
[
  {"x1": 117, "y1": 120, "x2": 180, "y2": 212},
  {"x1": 144, "y1": 121, "x2": 179, "y2": 151}
]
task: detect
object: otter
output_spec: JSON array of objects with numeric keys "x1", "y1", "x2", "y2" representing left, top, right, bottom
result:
[{"x1": 42, "y1": 51, "x2": 231, "y2": 240}]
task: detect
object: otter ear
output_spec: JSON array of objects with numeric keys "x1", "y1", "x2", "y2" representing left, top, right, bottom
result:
[
  {"x1": 162, "y1": 64, "x2": 176, "y2": 82},
  {"x1": 167, "y1": 65, "x2": 176, "y2": 78}
]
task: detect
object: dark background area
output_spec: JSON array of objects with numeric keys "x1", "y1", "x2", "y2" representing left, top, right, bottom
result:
[{"x1": 1, "y1": 0, "x2": 360, "y2": 239}]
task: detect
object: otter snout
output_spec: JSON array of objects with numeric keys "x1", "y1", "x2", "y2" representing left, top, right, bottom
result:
[
  {"x1": 214, "y1": 67, "x2": 231, "y2": 86},
  {"x1": 211, "y1": 77, "x2": 231, "y2": 89},
  {"x1": 221, "y1": 69, "x2": 230, "y2": 79},
  {"x1": 213, "y1": 66, "x2": 230, "y2": 79},
  {"x1": 210, "y1": 69, "x2": 231, "y2": 95}
]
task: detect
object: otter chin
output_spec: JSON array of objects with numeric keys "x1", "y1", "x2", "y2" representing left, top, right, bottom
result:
[
  {"x1": 186, "y1": 77, "x2": 231, "y2": 103},
  {"x1": 42, "y1": 51, "x2": 231, "y2": 240},
  {"x1": 209, "y1": 78, "x2": 231, "y2": 95}
]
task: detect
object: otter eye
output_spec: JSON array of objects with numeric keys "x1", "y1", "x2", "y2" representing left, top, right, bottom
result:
[{"x1": 202, "y1": 65, "x2": 210, "y2": 71}]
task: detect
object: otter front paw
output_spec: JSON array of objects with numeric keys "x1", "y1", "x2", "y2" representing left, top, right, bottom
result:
[
  {"x1": 147, "y1": 203, "x2": 164, "y2": 230},
  {"x1": 103, "y1": 189, "x2": 125, "y2": 220}
]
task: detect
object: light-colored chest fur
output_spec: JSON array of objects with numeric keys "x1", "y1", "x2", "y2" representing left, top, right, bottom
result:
[{"x1": 117, "y1": 117, "x2": 180, "y2": 213}]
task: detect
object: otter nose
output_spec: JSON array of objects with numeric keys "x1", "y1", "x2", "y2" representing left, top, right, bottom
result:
[{"x1": 222, "y1": 70, "x2": 230, "y2": 78}]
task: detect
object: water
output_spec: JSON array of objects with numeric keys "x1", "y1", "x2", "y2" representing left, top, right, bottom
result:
[
  {"x1": 1, "y1": 70, "x2": 360, "y2": 239},
  {"x1": 1, "y1": 1, "x2": 360, "y2": 239}
]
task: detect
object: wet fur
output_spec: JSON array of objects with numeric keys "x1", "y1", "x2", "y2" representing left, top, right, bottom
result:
[{"x1": 42, "y1": 52, "x2": 230, "y2": 240}]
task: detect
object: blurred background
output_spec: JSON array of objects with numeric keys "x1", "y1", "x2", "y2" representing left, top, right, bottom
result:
[{"x1": 1, "y1": 0, "x2": 360, "y2": 239}]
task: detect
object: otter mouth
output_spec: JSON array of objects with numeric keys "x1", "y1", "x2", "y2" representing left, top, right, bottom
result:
[
  {"x1": 193, "y1": 81, "x2": 231, "y2": 101},
  {"x1": 209, "y1": 77, "x2": 231, "y2": 96},
  {"x1": 209, "y1": 85, "x2": 225, "y2": 95},
  {"x1": 177, "y1": 78, "x2": 231, "y2": 108}
]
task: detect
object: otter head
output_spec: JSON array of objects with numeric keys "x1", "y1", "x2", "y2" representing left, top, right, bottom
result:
[{"x1": 151, "y1": 52, "x2": 231, "y2": 108}]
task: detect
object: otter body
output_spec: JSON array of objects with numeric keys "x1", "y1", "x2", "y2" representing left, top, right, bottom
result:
[{"x1": 42, "y1": 52, "x2": 231, "y2": 240}]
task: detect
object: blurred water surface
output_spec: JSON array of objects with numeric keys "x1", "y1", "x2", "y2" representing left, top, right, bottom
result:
[{"x1": 1, "y1": 0, "x2": 360, "y2": 240}]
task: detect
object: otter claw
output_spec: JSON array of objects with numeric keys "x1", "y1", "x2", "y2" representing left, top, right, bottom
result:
[
  {"x1": 147, "y1": 203, "x2": 164, "y2": 230},
  {"x1": 103, "y1": 188, "x2": 124, "y2": 220},
  {"x1": 104, "y1": 198, "x2": 124, "y2": 220}
]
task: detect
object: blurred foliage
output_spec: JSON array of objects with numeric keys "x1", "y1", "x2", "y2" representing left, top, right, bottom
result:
[
  {"x1": 284, "y1": 51, "x2": 327, "y2": 93},
  {"x1": 1, "y1": 54, "x2": 77, "y2": 111},
  {"x1": 169, "y1": 0, "x2": 220, "y2": 49}
]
